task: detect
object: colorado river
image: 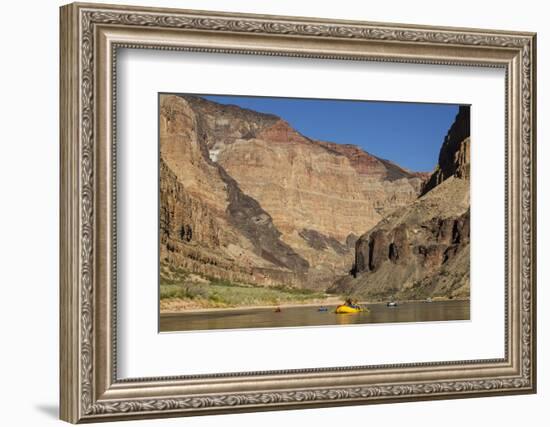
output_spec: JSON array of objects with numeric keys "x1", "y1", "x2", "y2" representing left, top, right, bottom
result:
[{"x1": 160, "y1": 300, "x2": 470, "y2": 332}]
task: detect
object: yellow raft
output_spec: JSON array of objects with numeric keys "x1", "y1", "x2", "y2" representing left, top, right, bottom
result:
[{"x1": 335, "y1": 304, "x2": 365, "y2": 314}]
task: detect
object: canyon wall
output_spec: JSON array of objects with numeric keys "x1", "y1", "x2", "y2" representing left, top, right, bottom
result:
[
  {"x1": 331, "y1": 106, "x2": 471, "y2": 300},
  {"x1": 159, "y1": 94, "x2": 429, "y2": 288},
  {"x1": 160, "y1": 95, "x2": 309, "y2": 288},
  {"x1": 421, "y1": 105, "x2": 470, "y2": 195}
]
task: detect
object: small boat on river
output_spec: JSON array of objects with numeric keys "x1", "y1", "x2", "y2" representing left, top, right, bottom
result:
[
  {"x1": 335, "y1": 304, "x2": 363, "y2": 314},
  {"x1": 335, "y1": 297, "x2": 369, "y2": 313}
]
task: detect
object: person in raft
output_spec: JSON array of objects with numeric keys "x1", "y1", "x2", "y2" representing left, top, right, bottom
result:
[{"x1": 345, "y1": 298, "x2": 360, "y2": 309}]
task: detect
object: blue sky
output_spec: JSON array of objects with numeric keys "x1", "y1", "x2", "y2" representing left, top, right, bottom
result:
[{"x1": 203, "y1": 95, "x2": 460, "y2": 172}]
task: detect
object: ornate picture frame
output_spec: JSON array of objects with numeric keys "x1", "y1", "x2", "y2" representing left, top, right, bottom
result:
[{"x1": 60, "y1": 2, "x2": 536, "y2": 423}]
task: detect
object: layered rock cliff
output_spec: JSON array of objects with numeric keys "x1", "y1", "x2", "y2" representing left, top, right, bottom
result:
[
  {"x1": 181, "y1": 96, "x2": 424, "y2": 277},
  {"x1": 421, "y1": 106, "x2": 470, "y2": 195},
  {"x1": 330, "y1": 106, "x2": 470, "y2": 300},
  {"x1": 159, "y1": 94, "x2": 429, "y2": 288},
  {"x1": 160, "y1": 95, "x2": 309, "y2": 288}
]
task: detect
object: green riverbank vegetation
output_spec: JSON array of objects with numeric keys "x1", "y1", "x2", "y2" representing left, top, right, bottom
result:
[{"x1": 160, "y1": 263, "x2": 331, "y2": 312}]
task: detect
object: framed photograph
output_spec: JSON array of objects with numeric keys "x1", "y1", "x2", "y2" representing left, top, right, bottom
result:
[{"x1": 60, "y1": 2, "x2": 537, "y2": 423}]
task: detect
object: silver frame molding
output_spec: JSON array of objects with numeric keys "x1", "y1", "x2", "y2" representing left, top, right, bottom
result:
[{"x1": 60, "y1": 2, "x2": 537, "y2": 423}]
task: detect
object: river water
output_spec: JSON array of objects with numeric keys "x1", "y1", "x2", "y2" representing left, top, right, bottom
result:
[{"x1": 160, "y1": 300, "x2": 470, "y2": 332}]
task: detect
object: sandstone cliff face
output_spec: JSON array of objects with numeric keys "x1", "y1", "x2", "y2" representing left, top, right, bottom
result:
[
  {"x1": 173, "y1": 95, "x2": 426, "y2": 280},
  {"x1": 216, "y1": 120, "x2": 425, "y2": 243},
  {"x1": 160, "y1": 95, "x2": 309, "y2": 288},
  {"x1": 331, "y1": 106, "x2": 471, "y2": 300},
  {"x1": 331, "y1": 177, "x2": 470, "y2": 299}
]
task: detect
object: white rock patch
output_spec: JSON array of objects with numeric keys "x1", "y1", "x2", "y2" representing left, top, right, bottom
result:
[{"x1": 209, "y1": 149, "x2": 221, "y2": 162}]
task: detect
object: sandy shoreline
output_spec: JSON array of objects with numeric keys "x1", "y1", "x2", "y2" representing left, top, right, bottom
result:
[
  {"x1": 161, "y1": 296, "x2": 342, "y2": 314},
  {"x1": 160, "y1": 297, "x2": 470, "y2": 315}
]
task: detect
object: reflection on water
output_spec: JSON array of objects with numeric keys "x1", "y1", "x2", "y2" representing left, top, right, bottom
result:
[{"x1": 159, "y1": 300, "x2": 470, "y2": 332}]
